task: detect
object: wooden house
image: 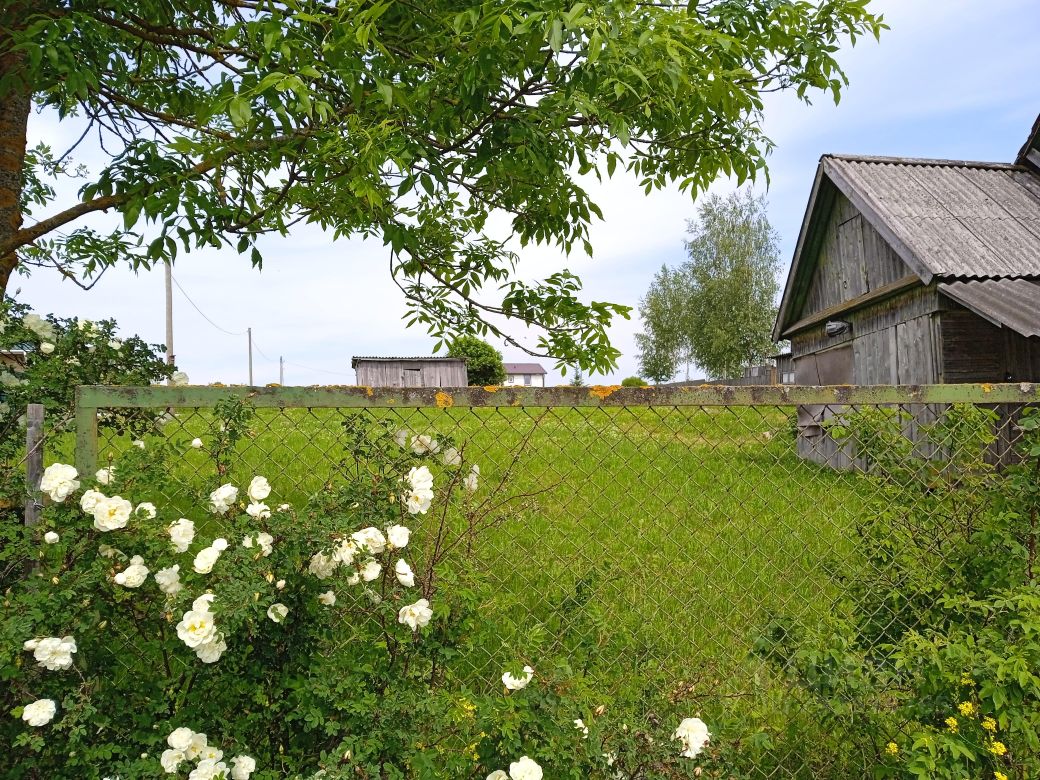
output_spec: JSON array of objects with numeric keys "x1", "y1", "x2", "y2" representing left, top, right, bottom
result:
[
  {"x1": 503, "y1": 362, "x2": 547, "y2": 387},
  {"x1": 774, "y1": 114, "x2": 1040, "y2": 464},
  {"x1": 351, "y1": 356, "x2": 468, "y2": 388}
]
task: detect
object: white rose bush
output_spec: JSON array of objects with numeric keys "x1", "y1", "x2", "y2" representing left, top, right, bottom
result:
[{"x1": 2, "y1": 402, "x2": 726, "y2": 778}]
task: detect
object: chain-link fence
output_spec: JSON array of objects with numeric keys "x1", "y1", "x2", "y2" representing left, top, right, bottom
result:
[{"x1": 67, "y1": 383, "x2": 1040, "y2": 777}]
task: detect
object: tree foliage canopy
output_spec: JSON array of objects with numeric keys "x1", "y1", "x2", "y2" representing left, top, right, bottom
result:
[
  {"x1": 1, "y1": 0, "x2": 882, "y2": 371},
  {"x1": 637, "y1": 190, "x2": 781, "y2": 380},
  {"x1": 446, "y1": 334, "x2": 505, "y2": 386}
]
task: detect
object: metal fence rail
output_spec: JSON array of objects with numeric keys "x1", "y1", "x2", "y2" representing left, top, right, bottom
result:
[{"x1": 69, "y1": 383, "x2": 1040, "y2": 778}]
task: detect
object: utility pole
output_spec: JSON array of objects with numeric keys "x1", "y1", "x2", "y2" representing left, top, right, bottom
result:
[
  {"x1": 164, "y1": 261, "x2": 174, "y2": 384},
  {"x1": 279, "y1": 356, "x2": 284, "y2": 385},
  {"x1": 247, "y1": 327, "x2": 254, "y2": 386}
]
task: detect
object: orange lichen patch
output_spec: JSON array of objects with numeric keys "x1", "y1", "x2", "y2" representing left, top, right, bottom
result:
[
  {"x1": 588, "y1": 385, "x2": 622, "y2": 400},
  {"x1": 483, "y1": 385, "x2": 500, "y2": 392},
  {"x1": 981, "y1": 383, "x2": 993, "y2": 393},
  {"x1": 364, "y1": 386, "x2": 374, "y2": 396},
  {"x1": 435, "y1": 391, "x2": 454, "y2": 408}
]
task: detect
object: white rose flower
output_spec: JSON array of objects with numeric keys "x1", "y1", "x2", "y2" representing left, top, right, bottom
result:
[
  {"x1": 246, "y1": 502, "x2": 271, "y2": 520},
  {"x1": 393, "y1": 429, "x2": 409, "y2": 447},
  {"x1": 193, "y1": 546, "x2": 223, "y2": 574},
  {"x1": 410, "y1": 434, "x2": 439, "y2": 454},
  {"x1": 135, "y1": 502, "x2": 157, "y2": 520},
  {"x1": 160, "y1": 748, "x2": 185, "y2": 773},
  {"x1": 93, "y1": 496, "x2": 132, "y2": 532},
  {"x1": 155, "y1": 565, "x2": 183, "y2": 595},
  {"x1": 267, "y1": 603, "x2": 288, "y2": 623},
  {"x1": 24, "y1": 313, "x2": 55, "y2": 340},
  {"x1": 27, "y1": 635, "x2": 77, "y2": 670},
  {"x1": 351, "y1": 526, "x2": 386, "y2": 554},
  {"x1": 191, "y1": 438, "x2": 204, "y2": 449},
  {"x1": 108, "y1": 339, "x2": 122, "y2": 350},
  {"x1": 167, "y1": 727, "x2": 194, "y2": 751},
  {"x1": 405, "y1": 490, "x2": 433, "y2": 515},
  {"x1": 242, "y1": 535, "x2": 253, "y2": 548},
  {"x1": 21, "y1": 698, "x2": 57, "y2": 727},
  {"x1": 275, "y1": 579, "x2": 285, "y2": 590},
  {"x1": 96, "y1": 467, "x2": 114, "y2": 485},
  {"x1": 40, "y1": 463, "x2": 80, "y2": 503},
  {"x1": 256, "y1": 532, "x2": 274, "y2": 557},
  {"x1": 171, "y1": 371, "x2": 189, "y2": 386},
  {"x1": 386, "y1": 524, "x2": 410, "y2": 549},
  {"x1": 40, "y1": 341, "x2": 55, "y2": 355},
  {"x1": 502, "y1": 665, "x2": 534, "y2": 691},
  {"x1": 247, "y1": 476, "x2": 271, "y2": 502},
  {"x1": 44, "y1": 531, "x2": 59, "y2": 544},
  {"x1": 308, "y1": 551, "x2": 337, "y2": 579},
  {"x1": 187, "y1": 758, "x2": 227, "y2": 780},
  {"x1": 508, "y1": 756, "x2": 542, "y2": 780},
  {"x1": 346, "y1": 571, "x2": 361, "y2": 586},
  {"x1": 487, "y1": 773, "x2": 509, "y2": 780},
  {"x1": 673, "y1": 717, "x2": 710, "y2": 758},
  {"x1": 169, "y1": 518, "x2": 195, "y2": 552},
  {"x1": 132, "y1": 439, "x2": 145, "y2": 449},
  {"x1": 317, "y1": 590, "x2": 336, "y2": 606},
  {"x1": 208, "y1": 484, "x2": 239, "y2": 514},
  {"x1": 211, "y1": 537, "x2": 229, "y2": 551},
  {"x1": 360, "y1": 559, "x2": 381, "y2": 582},
  {"x1": 333, "y1": 538, "x2": 357, "y2": 566},
  {"x1": 442, "y1": 447, "x2": 462, "y2": 466},
  {"x1": 407, "y1": 465, "x2": 434, "y2": 492},
  {"x1": 395, "y1": 559, "x2": 415, "y2": 587},
  {"x1": 230, "y1": 755, "x2": 257, "y2": 780},
  {"x1": 397, "y1": 598, "x2": 433, "y2": 631},
  {"x1": 114, "y1": 555, "x2": 149, "y2": 588},
  {"x1": 463, "y1": 464, "x2": 480, "y2": 493},
  {"x1": 277, "y1": 503, "x2": 291, "y2": 512},
  {"x1": 192, "y1": 593, "x2": 215, "y2": 612},
  {"x1": 194, "y1": 637, "x2": 226, "y2": 664},
  {"x1": 80, "y1": 488, "x2": 105, "y2": 513},
  {"x1": 574, "y1": 719, "x2": 589, "y2": 738},
  {"x1": 177, "y1": 607, "x2": 217, "y2": 648}
]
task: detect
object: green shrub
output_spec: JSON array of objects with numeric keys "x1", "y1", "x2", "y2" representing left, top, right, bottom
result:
[
  {"x1": 2, "y1": 400, "x2": 726, "y2": 779},
  {"x1": 757, "y1": 404, "x2": 1040, "y2": 780},
  {"x1": 620, "y1": 377, "x2": 647, "y2": 388}
]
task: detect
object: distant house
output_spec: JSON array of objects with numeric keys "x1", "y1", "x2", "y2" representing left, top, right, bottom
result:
[
  {"x1": 0, "y1": 349, "x2": 28, "y2": 369},
  {"x1": 503, "y1": 362, "x2": 547, "y2": 387},
  {"x1": 352, "y1": 356, "x2": 467, "y2": 388},
  {"x1": 774, "y1": 113, "x2": 1040, "y2": 463}
]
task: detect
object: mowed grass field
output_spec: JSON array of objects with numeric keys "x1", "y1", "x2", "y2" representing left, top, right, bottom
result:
[{"x1": 81, "y1": 403, "x2": 875, "y2": 762}]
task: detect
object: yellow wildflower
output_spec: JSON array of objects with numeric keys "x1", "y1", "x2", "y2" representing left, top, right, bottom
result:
[
  {"x1": 982, "y1": 717, "x2": 997, "y2": 732},
  {"x1": 994, "y1": 772, "x2": 1008, "y2": 780},
  {"x1": 884, "y1": 742, "x2": 899, "y2": 756},
  {"x1": 960, "y1": 674, "x2": 975, "y2": 686},
  {"x1": 988, "y1": 741, "x2": 1007, "y2": 756},
  {"x1": 958, "y1": 701, "x2": 976, "y2": 717},
  {"x1": 944, "y1": 716, "x2": 959, "y2": 733}
]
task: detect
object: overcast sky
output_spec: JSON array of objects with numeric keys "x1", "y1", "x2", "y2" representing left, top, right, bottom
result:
[{"x1": 16, "y1": 0, "x2": 1040, "y2": 386}]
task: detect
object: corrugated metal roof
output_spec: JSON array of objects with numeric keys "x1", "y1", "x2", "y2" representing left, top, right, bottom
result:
[
  {"x1": 350, "y1": 356, "x2": 466, "y2": 368},
  {"x1": 824, "y1": 155, "x2": 1040, "y2": 279},
  {"x1": 938, "y1": 278, "x2": 1040, "y2": 338},
  {"x1": 503, "y1": 362, "x2": 546, "y2": 374}
]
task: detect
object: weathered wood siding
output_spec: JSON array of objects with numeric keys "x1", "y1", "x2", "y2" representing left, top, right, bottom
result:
[
  {"x1": 938, "y1": 300, "x2": 1040, "y2": 383},
  {"x1": 354, "y1": 360, "x2": 468, "y2": 388},
  {"x1": 801, "y1": 193, "x2": 912, "y2": 317}
]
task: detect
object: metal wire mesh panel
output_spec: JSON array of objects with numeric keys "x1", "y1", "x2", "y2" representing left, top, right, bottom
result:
[{"x1": 70, "y1": 384, "x2": 1040, "y2": 778}]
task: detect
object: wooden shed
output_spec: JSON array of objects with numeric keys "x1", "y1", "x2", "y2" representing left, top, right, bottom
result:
[
  {"x1": 351, "y1": 356, "x2": 468, "y2": 388},
  {"x1": 774, "y1": 114, "x2": 1040, "y2": 465}
]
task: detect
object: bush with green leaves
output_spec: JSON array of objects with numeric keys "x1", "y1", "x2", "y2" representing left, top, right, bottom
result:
[
  {"x1": 620, "y1": 377, "x2": 647, "y2": 388},
  {"x1": 755, "y1": 404, "x2": 1040, "y2": 780},
  {"x1": 446, "y1": 336, "x2": 506, "y2": 387},
  {"x1": 2, "y1": 401, "x2": 726, "y2": 779}
]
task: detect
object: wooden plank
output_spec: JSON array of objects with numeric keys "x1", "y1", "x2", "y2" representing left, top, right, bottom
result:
[
  {"x1": 25, "y1": 404, "x2": 44, "y2": 527},
  {"x1": 782, "y1": 275, "x2": 921, "y2": 337},
  {"x1": 74, "y1": 383, "x2": 1040, "y2": 409}
]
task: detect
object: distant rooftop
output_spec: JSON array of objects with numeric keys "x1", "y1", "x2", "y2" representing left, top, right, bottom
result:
[
  {"x1": 503, "y1": 362, "x2": 547, "y2": 374},
  {"x1": 350, "y1": 356, "x2": 466, "y2": 368}
]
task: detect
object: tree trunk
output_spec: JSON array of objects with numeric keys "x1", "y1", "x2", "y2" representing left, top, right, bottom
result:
[{"x1": 0, "y1": 13, "x2": 32, "y2": 298}]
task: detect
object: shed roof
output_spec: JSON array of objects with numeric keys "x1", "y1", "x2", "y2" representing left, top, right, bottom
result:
[
  {"x1": 937, "y1": 278, "x2": 1040, "y2": 339},
  {"x1": 774, "y1": 149, "x2": 1040, "y2": 339},
  {"x1": 350, "y1": 356, "x2": 466, "y2": 368},
  {"x1": 503, "y1": 362, "x2": 547, "y2": 374}
]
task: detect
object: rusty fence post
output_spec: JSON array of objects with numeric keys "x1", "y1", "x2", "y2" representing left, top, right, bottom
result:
[{"x1": 25, "y1": 403, "x2": 44, "y2": 527}]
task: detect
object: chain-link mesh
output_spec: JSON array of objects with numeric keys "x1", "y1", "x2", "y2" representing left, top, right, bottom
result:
[{"x1": 76, "y1": 387, "x2": 1037, "y2": 777}]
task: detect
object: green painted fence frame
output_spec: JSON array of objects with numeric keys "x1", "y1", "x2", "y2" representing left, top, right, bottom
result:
[{"x1": 73, "y1": 382, "x2": 1040, "y2": 475}]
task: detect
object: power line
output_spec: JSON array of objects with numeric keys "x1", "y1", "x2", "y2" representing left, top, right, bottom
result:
[
  {"x1": 170, "y1": 274, "x2": 248, "y2": 337},
  {"x1": 283, "y1": 360, "x2": 355, "y2": 379}
]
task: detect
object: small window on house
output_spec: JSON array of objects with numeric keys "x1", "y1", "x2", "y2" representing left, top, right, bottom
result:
[{"x1": 523, "y1": 374, "x2": 532, "y2": 386}]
